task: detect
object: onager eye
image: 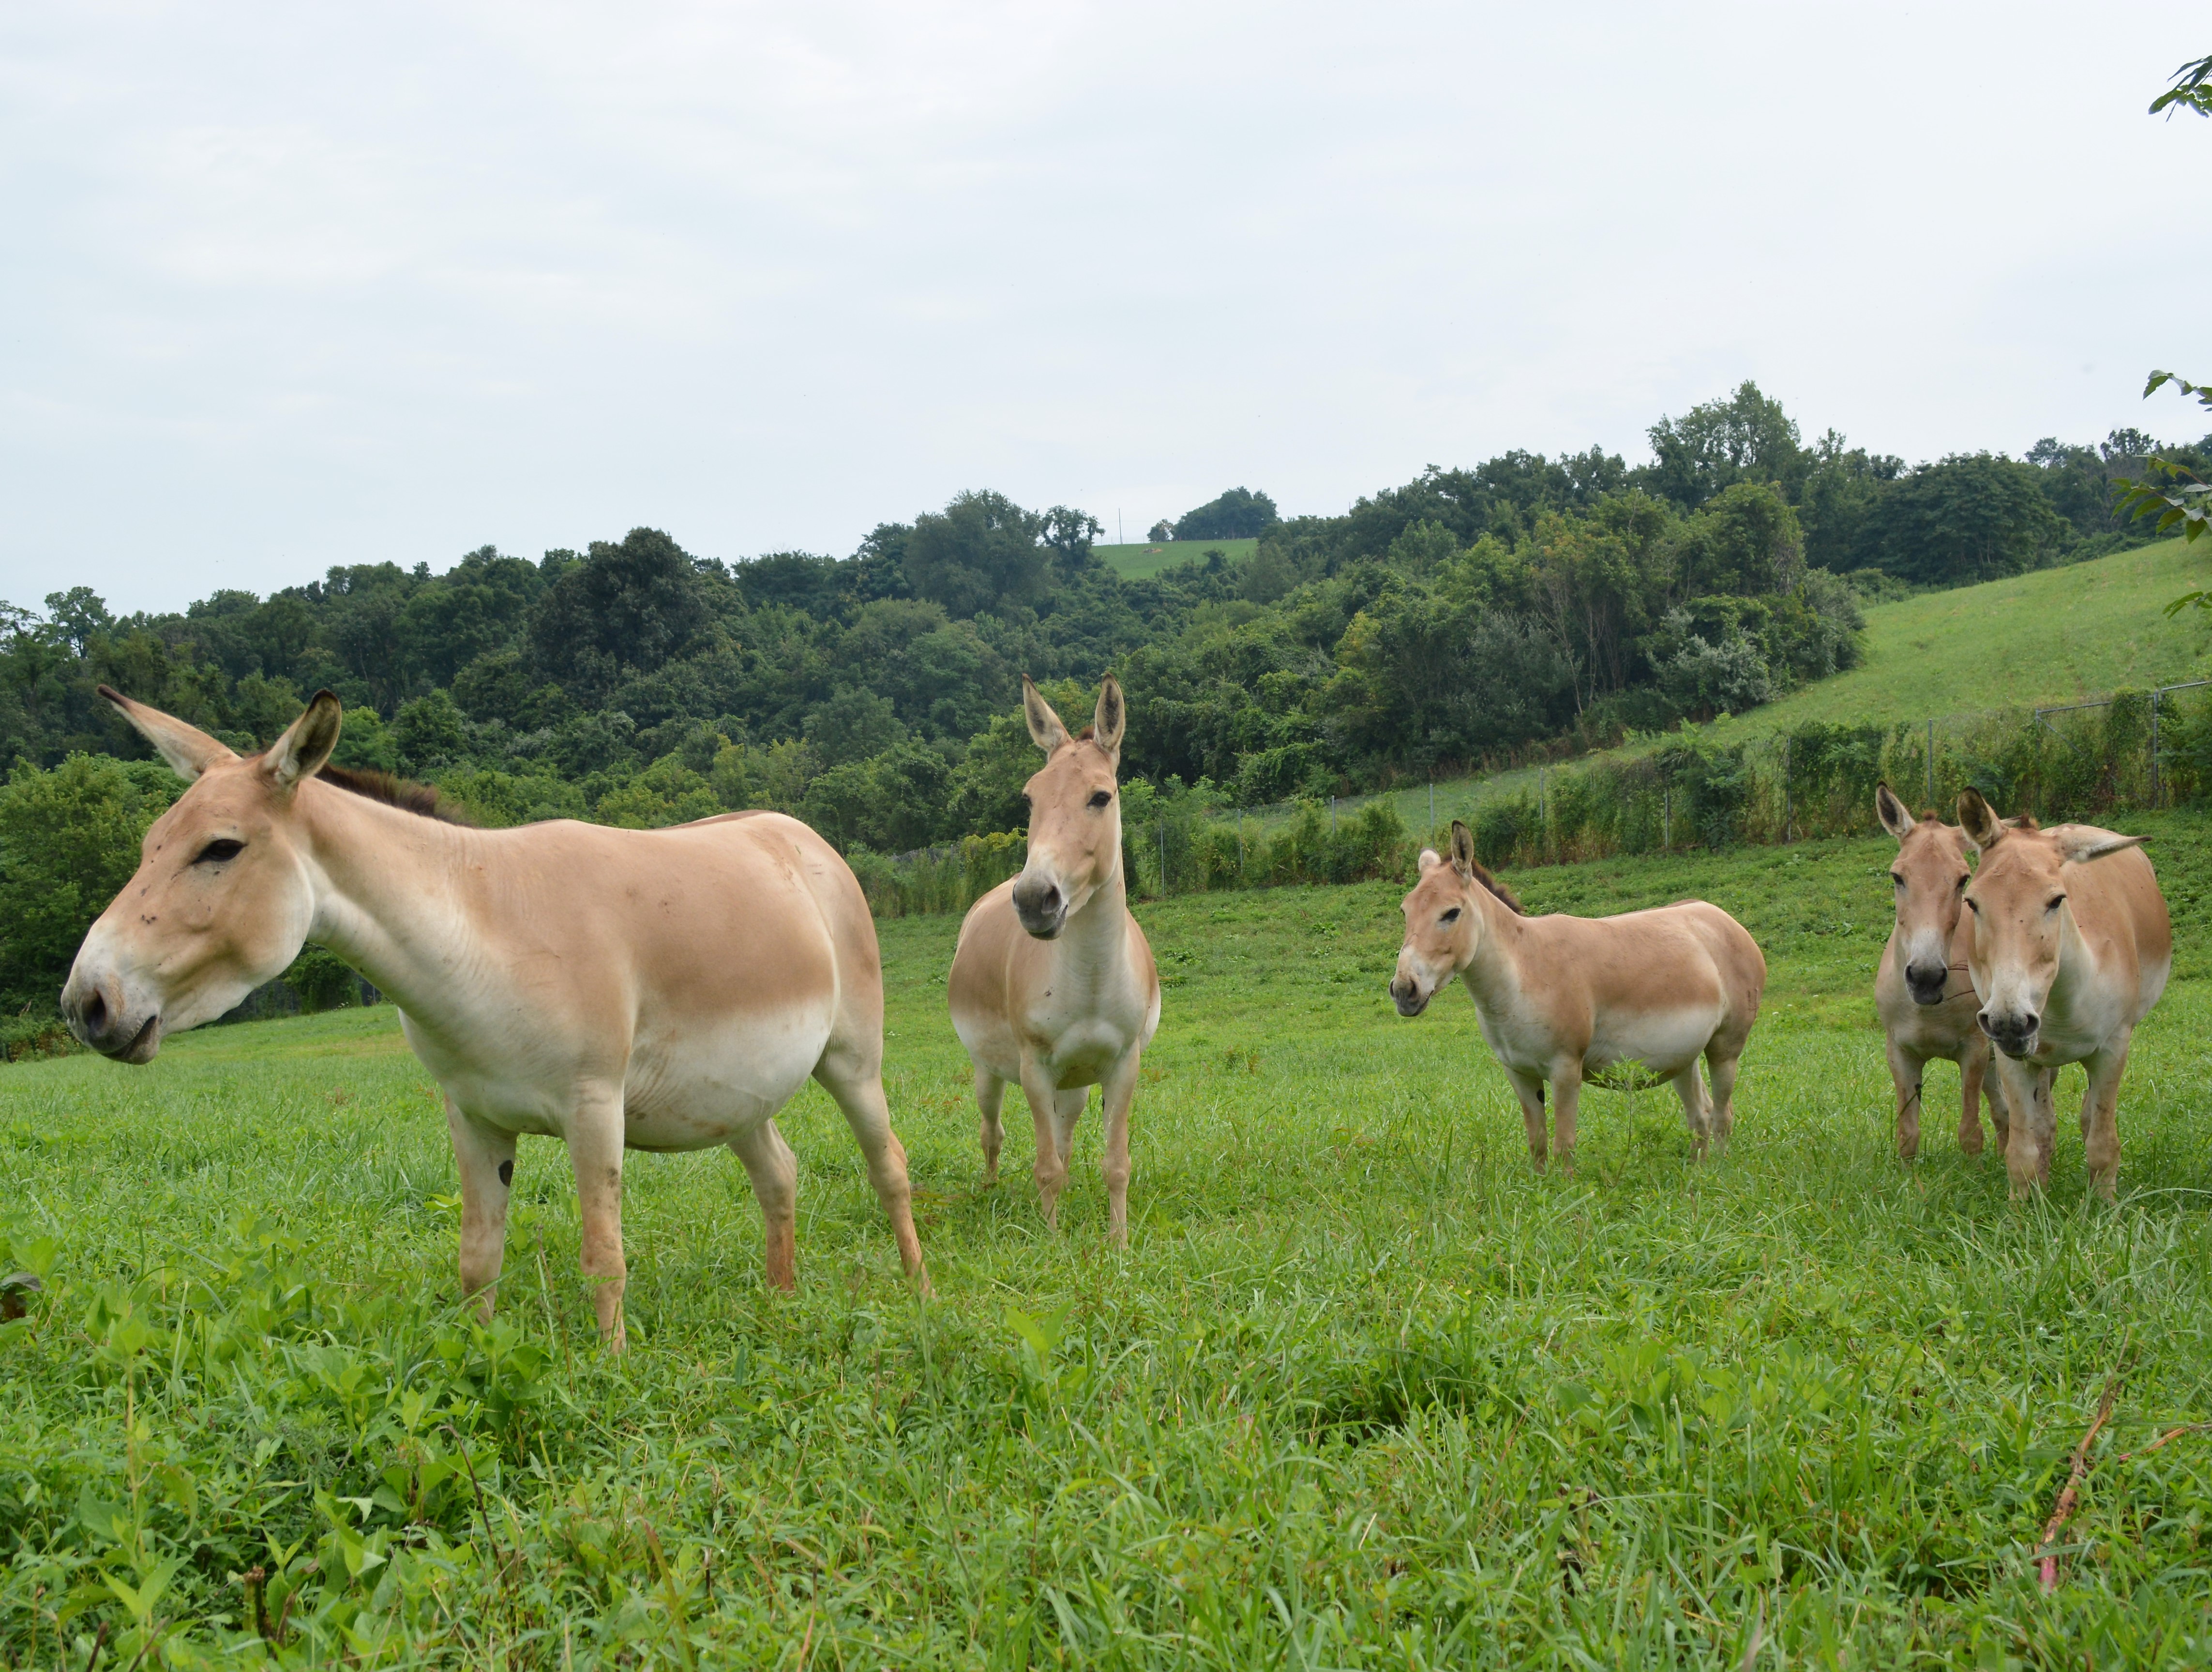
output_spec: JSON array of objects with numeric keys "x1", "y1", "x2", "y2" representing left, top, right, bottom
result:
[
  {"x1": 1440, "y1": 907, "x2": 1462, "y2": 925},
  {"x1": 1889, "y1": 873, "x2": 1905, "y2": 888},
  {"x1": 193, "y1": 838, "x2": 245, "y2": 866},
  {"x1": 2046, "y1": 895, "x2": 2066, "y2": 913},
  {"x1": 1087, "y1": 791, "x2": 1112, "y2": 810}
]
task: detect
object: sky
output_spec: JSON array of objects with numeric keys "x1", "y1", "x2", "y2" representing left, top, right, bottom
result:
[{"x1": 2, "y1": 1, "x2": 2207, "y2": 615}]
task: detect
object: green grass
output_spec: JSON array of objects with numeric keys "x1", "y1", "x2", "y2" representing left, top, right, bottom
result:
[
  {"x1": 1094, "y1": 537, "x2": 1258, "y2": 580},
  {"x1": 7, "y1": 819, "x2": 2212, "y2": 1664}
]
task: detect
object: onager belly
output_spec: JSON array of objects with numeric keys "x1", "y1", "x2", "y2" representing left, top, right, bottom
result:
[
  {"x1": 1584, "y1": 1004, "x2": 1723, "y2": 1078},
  {"x1": 621, "y1": 997, "x2": 838, "y2": 1151}
]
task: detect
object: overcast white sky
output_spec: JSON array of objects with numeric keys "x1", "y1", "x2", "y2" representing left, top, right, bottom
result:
[{"x1": 2, "y1": 2, "x2": 2206, "y2": 614}]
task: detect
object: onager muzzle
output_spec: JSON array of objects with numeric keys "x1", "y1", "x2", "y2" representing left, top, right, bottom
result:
[{"x1": 1011, "y1": 869, "x2": 1070, "y2": 940}]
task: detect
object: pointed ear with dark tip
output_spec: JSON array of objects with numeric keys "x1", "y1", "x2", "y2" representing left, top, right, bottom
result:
[
  {"x1": 1448, "y1": 820, "x2": 1476, "y2": 881},
  {"x1": 1955, "y1": 787, "x2": 2003, "y2": 851},
  {"x1": 1092, "y1": 674, "x2": 1126, "y2": 765},
  {"x1": 1023, "y1": 676, "x2": 1071, "y2": 753},
  {"x1": 262, "y1": 690, "x2": 343, "y2": 791},
  {"x1": 98, "y1": 685, "x2": 238, "y2": 782},
  {"x1": 2057, "y1": 831, "x2": 2149, "y2": 865},
  {"x1": 1417, "y1": 848, "x2": 1443, "y2": 875},
  {"x1": 1874, "y1": 782, "x2": 1915, "y2": 842}
]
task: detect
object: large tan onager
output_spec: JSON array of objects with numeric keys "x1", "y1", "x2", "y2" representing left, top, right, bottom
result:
[
  {"x1": 948, "y1": 676, "x2": 1160, "y2": 1242},
  {"x1": 1955, "y1": 788, "x2": 2170, "y2": 1200},
  {"x1": 61, "y1": 687, "x2": 928, "y2": 1346},
  {"x1": 1390, "y1": 821, "x2": 1766, "y2": 1167},
  {"x1": 1874, "y1": 783, "x2": 2008, "y2": 1161}
]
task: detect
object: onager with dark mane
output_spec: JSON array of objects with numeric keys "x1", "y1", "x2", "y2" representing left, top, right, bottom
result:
[
  {"x1": 948, "y1": 676, "x2": 1160, "y2": 1242},
  {"x1": 1874, "y1": 783, "x2": 2008, "y2": 1160},
  {"x1": 1955, "y1": 788, "x2": 2170, "y2": 1200},
  {"x1": 62, "y1": 687, "x2": 928, "y2": 1345},
  {"x1": 1391, "y1": 821, "x2": 1765, "y2": 1167}
]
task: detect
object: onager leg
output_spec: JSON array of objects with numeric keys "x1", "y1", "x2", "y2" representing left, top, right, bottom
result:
[
  {"x1": 1997, "y1": 1060, "x2": 2057, "y2": 1199},
  {"x1": 1705, "y1": 1048, "x2": 1743, "y2": 1150},
  {"x1": 2079, "y1": 1035, "x2": 2132, "y2": 1203},
  {"x1": 1052, "y1": 1086, "x2": 1088, "y2": 1168},
  {"x1": 975, "y1": 1068, "x2": 1008, "y2": 1185},
  {"x1": 445, "y1": 1097, "x2": 516, "y2": 1324},
  {"x1": 566, "y1": 1086, "x2": 630, "y2": 1350},
  {"x1": 814, "y1": 1055, "x2": 928, "y2": 1285},
  {"x1": 729, "y1": 1118, "x2": 798, "y2": 1294},
  {"x1": 1550, "y1": 1059, "x2": 1585, "y2": 1173},
  {"x1": 1505, "y1": 1068, "x2": 1548, "y2": 1169},
  {"x1": 1670, "y1": 1063, "x2": 1713, "y2": 1156},
  {"x1": 1020, "y1": 1060, "x2": 1071, "y2": 1229},
  {"x1": 1098, "y1": 1052, "x2": 1141, "y2": 1248},
  {"x1": 1885, "y1": 1037, "x2": 1925, "y2": 1161},
  {"x1": 1957, "y1": 1035, "x2": 1990, "y2": 1158}
]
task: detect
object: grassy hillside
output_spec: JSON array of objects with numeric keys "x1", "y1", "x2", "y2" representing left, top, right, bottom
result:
[
  {"x1": 1325, "y1": 536, "x2": 2212, "y2": 839},
  {"x1": 1095, "y1": 536, "x2": 1258, "y2": 579},
  {"x1": 6, "y1": 821, "x2": 2212, "y2": 1659}
]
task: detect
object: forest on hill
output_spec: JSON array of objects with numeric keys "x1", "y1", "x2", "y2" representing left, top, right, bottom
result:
[{"x1": 3, "y1": 382, "x2": 2204, "y2": 880}]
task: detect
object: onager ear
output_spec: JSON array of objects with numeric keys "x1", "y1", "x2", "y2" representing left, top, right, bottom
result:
[
  {"x1": 1022, "y1": 676, "x2": 1071, "y2": 753},
  {"x1": 2056, "y1": 830, "x2": 2149, "y2": 865},
  {"x1": 1955, "y1": 788, "x2": 2004, "y2": 851},
  {"x1": 1448, "y1": 820, "x2": 1476, "y2": 881},
  {"x1": 98, "y1": 685, "x2": 238, "y2": 782},
  {"x1": 1417, "y1": 847, "x2": 1443, "y2": 875},
  {"x1": 1874, "y1": 782, "x2": 1915, "y2": 841},
  {"x1": 1092, "y1": 674, "x2": 1126, "y2": 765},
  {"x1": 263, "y1": 690, "x2": 344, "y2": 791}
]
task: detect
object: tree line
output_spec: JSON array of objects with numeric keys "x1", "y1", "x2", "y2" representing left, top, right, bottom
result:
[{"x1": 2, "y1": 382, "x2": 2203, "y2": 1018}]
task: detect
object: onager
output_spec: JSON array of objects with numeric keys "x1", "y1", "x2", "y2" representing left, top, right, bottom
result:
[
  {"x1": 1956, "y1": 788, "x2": 2170, "y2": 1200},
  {"x1": 62, "y1": 687, "x2": 927, "y2": 1346},
  {"x1": 948, "y1": 676, "x2": 1160, "y2": 1242},
  {"x1": 1874, "y1": 783, "x2": 2008, "y2": 1160},
  {"x1": 1391, "y1": 821, "x2": 1765, "y2": 1167}
]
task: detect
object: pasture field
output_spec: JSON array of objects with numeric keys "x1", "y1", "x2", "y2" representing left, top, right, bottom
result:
[
  {"x1": 1342, "y1": 536, "x2": 2210, "y2": 839},
  {"x1": 1093, "y1": 538, "x2": 1259, "y2": 580},
  {"x1": 7, "y1": 817, "x2": 2212, "y2": 1665}
]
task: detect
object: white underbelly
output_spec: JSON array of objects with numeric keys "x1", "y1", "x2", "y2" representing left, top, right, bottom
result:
[{"x1": 1584, "y1": 1006, "x2": 1721, "y2": 1076}]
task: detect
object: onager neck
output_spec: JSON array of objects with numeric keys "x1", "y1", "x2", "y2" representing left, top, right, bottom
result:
[
  {"x1": 291, "y1": 782, "x2": 491, "y2": 1032},
  {"x1": 1456, "y1": 877, "x2": 1529, "y2": 1007},
  {"x1": 1058, "y1": 850, "x2": 1131, "y2": 968}
]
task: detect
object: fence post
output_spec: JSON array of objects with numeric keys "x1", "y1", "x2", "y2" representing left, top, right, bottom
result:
[
  {"x1": 1158, "y1": 819, "x2": 1167, "y2": 896},
  {"x1": 1663, "y1": 787, "x2": 1671, "y2": 851},
  {"x1": 2152, "y1": 689, "x2": 2162, "y2": 808},
  {"x1": 1237, "y1": 808, "x2": 1245, "y2": 870},
  {"x1": 1926, "y1": 718, "x2": 1935, "y2": 810},
  {"x1": 1782, "y1": 734, "x2": 1791, "y2": 843},
  {"x1": 1429, "y1": 773, "x2": 1435, "y2": 837},
  {"x1": 1330, "y1": 796, "x2": 1337, "y2": 835}
]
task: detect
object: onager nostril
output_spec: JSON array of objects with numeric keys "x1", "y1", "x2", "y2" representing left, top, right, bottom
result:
[{"x1": 81, "y1": 991, "x2": 107, "y2": 1034}]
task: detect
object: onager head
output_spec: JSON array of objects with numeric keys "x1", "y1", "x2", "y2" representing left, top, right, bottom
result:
[
  {"x1": 1875, "y1": 782, "x2": 1974, "y2": 1008},
  {"x1": 61, "y1": 687, "x2": 345, "y2": 1062},
  {"x1": 1391, "y1": 820, "x2": 1523, "y2": 1017},
  {"x1": 1009, "y1": 675, "x2": 1126, "y2": 939},
  {"x1": 1956, "y1": 787, "x2": 2145, "y2": 1059}
]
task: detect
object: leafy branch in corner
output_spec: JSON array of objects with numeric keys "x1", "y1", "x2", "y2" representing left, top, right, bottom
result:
[{"x1": 2150, "y1": 54, "x2": 2212, "y2": 119}]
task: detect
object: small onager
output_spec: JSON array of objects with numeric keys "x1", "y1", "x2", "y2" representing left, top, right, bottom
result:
[
  {"x1": 1391, "y1": 821, "x2": 1766, "y2": 1167},
  {"x1": 62, "y1": 688, "x2": 928, "y2": 1346},
  {"x1": 1956, "y1": 788, "x2": 2170, "y2": 1200},
  {"x1": 948, "y1": 676, "x2": 1160, "y2": 1242},
  {"x1": 1874, "y1": 783, "x2": 2008, "y2": 1160}
]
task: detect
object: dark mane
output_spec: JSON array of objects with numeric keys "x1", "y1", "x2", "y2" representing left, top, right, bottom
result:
[
  {"x1": 316, "y1": 763, "x2": 473, "y2": 824},
  {"x1": 1468, "y1": 857, "x2": 1525, "y2": 915}
]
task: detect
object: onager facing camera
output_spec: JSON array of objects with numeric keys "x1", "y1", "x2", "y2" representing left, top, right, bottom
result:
[
  {"x1": 62, "y1": 687, "x2": 928, "y2": 1348},
  {"x1": 948, "y1": 676, "x2": 1160, "y2": 1242},
  {"x1": 1391, "y1": 821, "x2": 1765, "y2": 1169},
  {"x1": 1956, "y1": 788, "x2": 2169, "y2": 1200},
  {"x1": 1874, "y1": 783, "x2": 2008, "y2": 1161}
]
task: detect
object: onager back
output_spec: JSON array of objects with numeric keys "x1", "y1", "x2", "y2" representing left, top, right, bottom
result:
[
  {"x1": 1391, "y1": 821, "x2": 1765, "y2": 1167},
  {"x1": 1873, "y1": 783, "x2": 2008, "y2": 1160},
  {"x1": 947, "y1": 676, "x2": 1160, "y2": 1242},
  {"x1": 62, "y1": 688, "x2": 927, "y2": 1347},
  {"x1": 1956, "y1": 788, "x2": 2170, "y2": 1200}
]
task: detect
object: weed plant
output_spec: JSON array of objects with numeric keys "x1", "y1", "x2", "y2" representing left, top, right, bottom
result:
[{"x1": 5, "y1": 820, "x2": 2212, "y2": 1664}]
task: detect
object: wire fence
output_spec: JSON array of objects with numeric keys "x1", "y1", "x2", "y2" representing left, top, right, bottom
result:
[{"x1": 851, "y1": 682, "x2": 2212, "y2": 918}]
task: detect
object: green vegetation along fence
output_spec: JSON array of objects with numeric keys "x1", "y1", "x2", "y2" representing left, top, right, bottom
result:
[{"x1": 853, "y1": 682, "x2": 2212, "y2": 916}]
